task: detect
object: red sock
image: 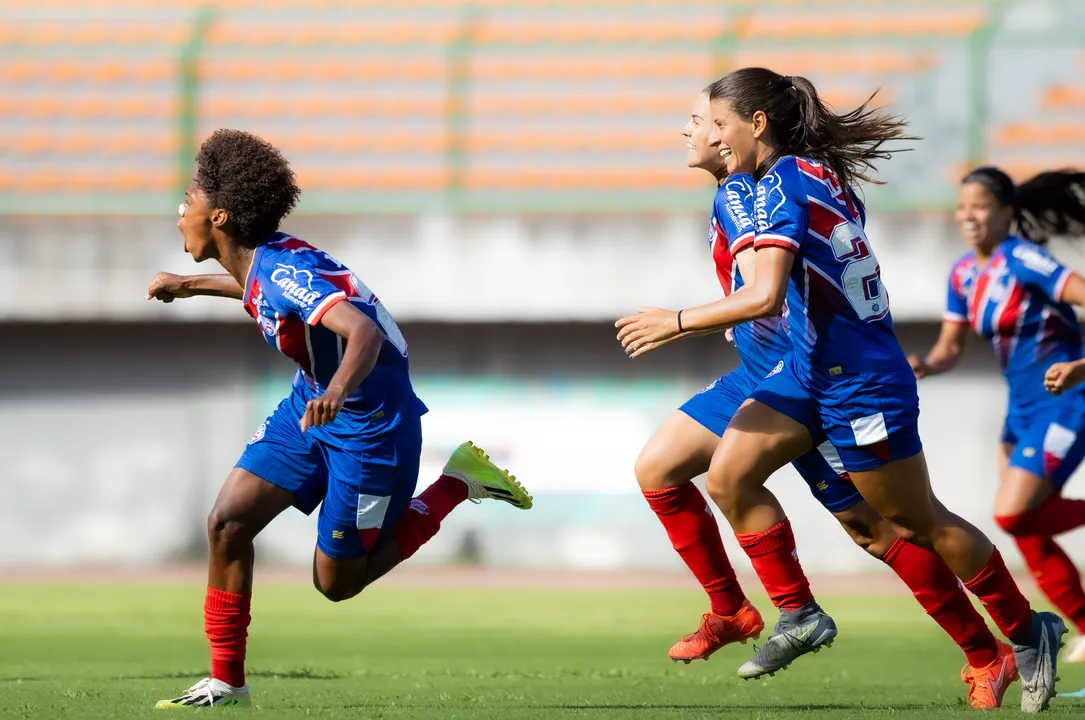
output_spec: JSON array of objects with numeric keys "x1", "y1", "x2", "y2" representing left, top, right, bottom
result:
[
  {"x1": 643, "y1": 485, "x2": 746, "y2": 616},
  {"x1": 1015, "y1": 536, "x2": 1085, "y2": 633},
  {"x1": 735, "y1": 519, "x2": 813, "y2": 611},
  {"x1": 962, "y1": 548, "x2": 1034, "y2": 645},
  {"x1": 996, "y1": 496, "x2": 1085, "y2": 537},
  {"x1": 389, "y1": 475, "x2": 469, "y2": 560},
  {"x1": 204, "y1": 587, "x2": 250, "y2": 688},
  {"x1": 883, "y1": 538, "x2": 999, "y2": 668}
]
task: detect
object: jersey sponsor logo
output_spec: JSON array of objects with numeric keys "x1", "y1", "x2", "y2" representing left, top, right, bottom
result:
[
  {"x1": 270, "y1": 263, "x2": 321, "y2": 308},
  {"x1": 723, "y1": 178, "x2": 755, "y2": 233},
  {"x1": 1011, "y1": 244, "x2": 1059, "y2": 277},
  {"x1": 754, "y1": 172, "x2": 788, "y2": 231}
]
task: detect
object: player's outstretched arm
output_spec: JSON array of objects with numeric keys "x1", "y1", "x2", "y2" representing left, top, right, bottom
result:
[
  {"x1": 908, "y1": 320, "x2": 968, "y2": 379},
  {"x1": 299, "y1": 301, "x2": 384, "y2": 432},
  {"x1": 616, "y1": 248, "x2": 792, "y2": 359},
  {"x1": 146, "y1": 272, "x2": 244, "y2": 302}
]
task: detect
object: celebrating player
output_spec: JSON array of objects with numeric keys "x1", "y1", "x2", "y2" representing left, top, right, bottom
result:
[
  {"x1": 617, "y1": 68, "x2": 1065, "y2": 713},
  {"x1": 911, "y1": 167, "x2": 1085, "y2": 663},
  {"x1": 146, "y1": 129, "x2": 532, "y2": 709},
  {"x1": 630, "y1": 89, "x2": 1014, "y2": 709}
]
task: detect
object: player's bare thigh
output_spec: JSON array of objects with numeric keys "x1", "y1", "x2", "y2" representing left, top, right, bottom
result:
[
  {"x1": 705, "y1": 400, "x2": 814, "y2": 509},
  {"x1": 994, "y1": 441, "x2": 1054, "y2": 516},
  {"x1": 635, "y1": 411, "x2": 721, "y2": 491}
]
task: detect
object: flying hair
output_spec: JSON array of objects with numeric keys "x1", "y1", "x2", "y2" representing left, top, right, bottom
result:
[{"x1": 705, "y1": 67, "x2": 916, "y2": 191}]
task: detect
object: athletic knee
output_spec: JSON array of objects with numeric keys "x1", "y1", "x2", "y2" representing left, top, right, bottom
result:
[
  {"x1": 705, "y1": 470, "x2": 760, "y2": 519},
  {"x1": 206, "y1": 504, "x2": 255, "y2": 551},
  {"x1": 835, "y1": 508, "x2": 896, "y2": 559},
  {"x1": 315, "y1": 575, "x2": 361, "y2": 603},
  {"x1": 634, "y1": 445, "x2": 687, "y2": 491}
]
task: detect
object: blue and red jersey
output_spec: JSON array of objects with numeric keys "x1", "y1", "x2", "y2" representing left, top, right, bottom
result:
[
  {"x1": 753, "y1": 156, "x2": 912, "y2": 388},
  {"x1": 946, "y1": 236, "x2": 1083, "y2": 411},
  {"x1": 241, "y1": 233, "x2": 426, "y2": 436},
  {"x1": 710, "y1": 173, "x2": 792, "y2": 379}
]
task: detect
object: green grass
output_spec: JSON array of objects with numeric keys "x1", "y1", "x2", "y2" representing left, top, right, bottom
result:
[{"x1": 1, "y1": 582, "x2": 1084, "y2": 719}]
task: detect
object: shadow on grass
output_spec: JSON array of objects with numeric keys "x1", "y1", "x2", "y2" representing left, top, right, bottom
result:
[{"x1": 115, "y1": 668, "x2": 344, "y2": 681}]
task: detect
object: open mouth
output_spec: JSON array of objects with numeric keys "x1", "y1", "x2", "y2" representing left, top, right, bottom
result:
[{"x1": 719, "y1": 148, "x2": 733, "y2": 160}]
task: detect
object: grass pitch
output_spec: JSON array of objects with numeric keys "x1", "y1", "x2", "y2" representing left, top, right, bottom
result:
[{"x1": 2, "y1": 578, "x2": 1084, "y2": 719}]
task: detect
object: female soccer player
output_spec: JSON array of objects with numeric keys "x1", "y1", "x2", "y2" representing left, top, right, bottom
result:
[
  {"x1": 146, "y1": 129, "x2": 532, "y2": 709},
  {"x1": 618, "y1": 68, "x2": 1065, "y2": 712},
  {"x1": 634, "y1": 90, "x2": 1013, "y2": 709},
  {"x1": 910, "y1": 167, "x2": 1085, "y2": 663}
]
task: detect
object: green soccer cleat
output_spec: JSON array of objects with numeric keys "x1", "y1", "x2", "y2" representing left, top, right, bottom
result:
[
  {"x1": 155, "y1": 678, "x2": 251, "y2": 709},
  {"x1": 443, "y1": 441, "x2": 532, "y2": 509}
]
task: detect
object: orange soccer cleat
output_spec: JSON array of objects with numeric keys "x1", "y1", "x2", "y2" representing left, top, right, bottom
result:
[
  {"x1": 668, "y1": 600, "x2": 765, "y2": 664},
  {"x1": 961, "y1": 641, "x2": 1018, "y2": 710}
]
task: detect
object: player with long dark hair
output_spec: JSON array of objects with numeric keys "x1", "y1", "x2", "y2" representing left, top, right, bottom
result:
[
  {"x1": 633, "y1": 88, "x2": 1014, "y2": 708},
  {"x1": 618, "y1": 68, "x2": 1065, "y2": 712},
  {"x1": 912, "y1": 167, "x2": 1085, "y2": 664},
  {"x1": 146, "y1": 129, "x2": 531, "y2": 709}
]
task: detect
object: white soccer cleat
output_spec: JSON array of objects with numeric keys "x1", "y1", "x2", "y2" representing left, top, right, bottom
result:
[
  {"x1": 154, "y1": 677, "x2": 251, "y2": 709},
  {"x1": 1064, "y1": 635, "x2": 1085, "y2": 663}
]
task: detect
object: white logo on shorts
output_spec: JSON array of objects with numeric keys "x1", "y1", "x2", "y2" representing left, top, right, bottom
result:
[
  {"x1": 765, "y1": 360, "x2": 784, "y2": 379},
  {"x1": 248, "y1": 421, "x2": 267, "y2": 445}
]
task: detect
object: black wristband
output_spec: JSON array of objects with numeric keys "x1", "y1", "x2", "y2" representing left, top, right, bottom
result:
[{"x1": 676, "y1": 309, "x2": 685, "y2": 333}]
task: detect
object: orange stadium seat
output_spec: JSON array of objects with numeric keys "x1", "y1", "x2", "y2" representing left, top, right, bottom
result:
[
  {"x1": 738, "y1": 10, "x2": 985, "y2": 40},
  {"x1": 296, "y1": 167, "x2": 448, "y2": 192},
  {"x1": 996, "y1": 124, "x2": 1085, "y2": 148},
  {"x1": 468, "y1": 53, "x2": 713, "y2": 80},
  {"x1": 465, "y1": 168, "x2": 705, "y2": 192},
  {"x1": 472, "y1": 15, "x2": 723, "y2": 44},
  {"x1": 205, "y1": 18, "x2": 459, "y2": 47},
  {"x1": 281, "y1": 131, "x2": 448, "y2": 155},
  {"x1": 726, "y1": 49, "x2": 934, "y2": 76},
  {"x1": 1042, "y1": 85, "x2": 1085, "y2": 112}
]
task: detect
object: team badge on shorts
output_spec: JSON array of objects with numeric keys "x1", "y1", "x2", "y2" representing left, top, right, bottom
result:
[
  {"x1": 766, "y1": 360, "x2": 784, "y2": 378},
  {"x1": 248, "y1": 421, "x2": 267, "y2": 445}
]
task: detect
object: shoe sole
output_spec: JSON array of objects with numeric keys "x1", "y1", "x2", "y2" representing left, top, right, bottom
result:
[{"x1": 448, "y1": 441, "x2": 533, "y2": 510}]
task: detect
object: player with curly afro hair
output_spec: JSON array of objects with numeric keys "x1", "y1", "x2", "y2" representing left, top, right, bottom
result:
[{"x1": 146, "y1": 130, "x2": 533, "y2": 709}]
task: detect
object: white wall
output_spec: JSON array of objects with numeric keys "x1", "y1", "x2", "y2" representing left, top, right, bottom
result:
[{"x1": 2, "y1": 340, "x2": 1080, "y2": 574}]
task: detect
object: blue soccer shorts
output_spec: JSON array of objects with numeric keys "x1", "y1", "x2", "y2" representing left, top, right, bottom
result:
[
  {"x1": 680, "y1": 364, "x2": 863, "y2": 513},
  {"x1": 749, "y1": 354, "x2": 923, "y2": 473},
  {"x1": 1002, "y1": 394, "x2": 1085, "y2": 489},
  {"x1": 236, "y1": 384, "x2": 422, "y2": 560}
]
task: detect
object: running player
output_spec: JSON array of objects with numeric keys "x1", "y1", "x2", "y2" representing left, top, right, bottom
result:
[
  {"x1": 618, "y1": 68, "x2": 1065, "y2": 712},
  {"x1": 910, "y1": 167, "x2": 1085, "y2": 663},
  {"x1": 146, "y1": 129, "x2": 532, "y2": 709},
  {"x1": 632, "y1": 89, "x2": 1013, "y2": 709}
]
